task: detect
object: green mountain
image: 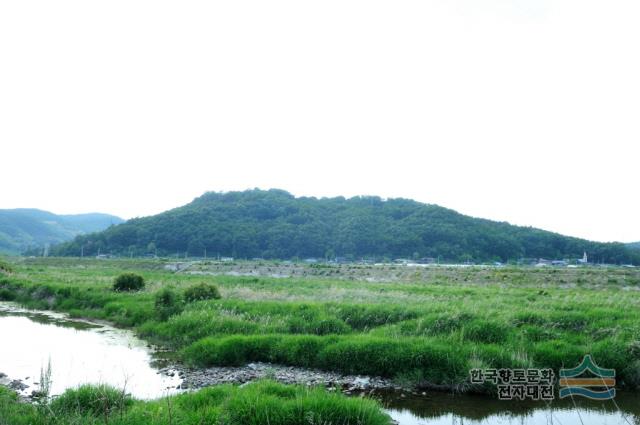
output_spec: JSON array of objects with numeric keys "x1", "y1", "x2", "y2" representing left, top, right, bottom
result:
[
  {"x1": 0, "y1": 209, "x2": 123, "y2": 255},
  {"x1": 629, "y1": 242, "x2": 640, "y2": 250},
  {"x1": 51, "y1": 189, "x2": 640, "y2": 264}
]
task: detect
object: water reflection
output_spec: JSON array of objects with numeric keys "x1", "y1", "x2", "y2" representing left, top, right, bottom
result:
[
  {"x1": 380, "y1": 391, "x2": 640, "y2": 425},
  {"x1": 0, "y1": 302, "x2": 181, "y2": 399}
]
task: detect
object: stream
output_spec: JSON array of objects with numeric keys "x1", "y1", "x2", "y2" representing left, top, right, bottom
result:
[{"x1": 1, "y1": 302, "x2": 639, "y2": 424}]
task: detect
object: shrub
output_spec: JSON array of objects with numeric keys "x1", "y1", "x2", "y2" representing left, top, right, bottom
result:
[
  {"x1": 0, "y1": 288, "x2": 15, "y2": 301},
  {"x1": 622, "y1": 360, "x2": 640, "y2": 390},
  {"x1": 0, "y1": 259, "x2": 13, "y2": 274},
  {"x1": 184, "y1": 282, "x2": 221, "y2": 302},
  {"x1": 113, "y1": 273, "x2": 145, "y2": 292},
  {"x1": 50, "y1": 384, "x2": 132, "y2": 417},
  {"x1": 155, "y1": 287, "x2": 183, "y2": 321}
]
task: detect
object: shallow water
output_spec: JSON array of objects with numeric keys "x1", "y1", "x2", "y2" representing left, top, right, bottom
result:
[
  {"x1": 0, "y1": 302, "x2": 181, "y2": 399},
  {"x1": 1, "y1": 301, "x2": 639, "y2": 424},
  {"x1": 381, "y1": 388, "x2": 640, "y2": 425}
]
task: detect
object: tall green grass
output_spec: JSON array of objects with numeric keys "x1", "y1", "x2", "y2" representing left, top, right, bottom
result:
[
  {"x1": 0, "y1": 381, "x2": 390, "y2": 425},
  {"x1": 1, "y1": 259, "x2": 640, "y2": 391}
]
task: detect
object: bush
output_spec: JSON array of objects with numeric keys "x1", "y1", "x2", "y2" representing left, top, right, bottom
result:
[
  {"x1": 0, "y1": 288, "x2": 15, "y2": 301},
  {"x1": 113, "y1": 273, "x2": 145, "y2": 292},
  {"x1": 184, "y1": 282, "x2": 221, "y2": 302},
  {"x1": 50, "y1": 384, "x2": 132, "y2": 417},
  {"x1": 155, "y1": 287, "x2": 184, "y2": 321},
  {"x1": 0, "y1": 259, "x2": 13, "y2": 274}
]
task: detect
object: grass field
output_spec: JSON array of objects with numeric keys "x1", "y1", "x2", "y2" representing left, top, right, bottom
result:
[
  {"x1": 0, "y1": 380, "x2": 389, "y2": 425},
  {"x1": 1, "y1": 258, "x2": 639, "y2": 393}
]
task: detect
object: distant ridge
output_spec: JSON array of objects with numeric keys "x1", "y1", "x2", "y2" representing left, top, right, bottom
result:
[
  {"x1": 0, "y1": 209, "x2": 123, "y2": 255},
  {"x1": 52, "y1": 189, "x2": 640, "y2": 264}
]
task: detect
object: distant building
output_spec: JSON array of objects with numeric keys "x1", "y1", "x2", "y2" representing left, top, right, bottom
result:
[{"x1": 578, "y1": 252, "x2": 588, "y2": 265}]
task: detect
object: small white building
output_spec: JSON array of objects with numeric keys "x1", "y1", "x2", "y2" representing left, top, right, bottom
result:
[{"x1": 578, "y1": 252, "x2": 588, "y2": 264}]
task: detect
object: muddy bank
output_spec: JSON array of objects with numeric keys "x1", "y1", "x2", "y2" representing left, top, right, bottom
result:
[
  {"x1": 162, "y1": 362, "x2": 403, "y2": 395},
  {"x1": 0, "y1": 371, "x2": 35, "y2": 402}
]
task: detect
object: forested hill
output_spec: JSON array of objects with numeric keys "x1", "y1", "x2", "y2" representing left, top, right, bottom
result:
[
  {"x1": 0, "y1": 209, "x2": 123, "y2": 254},
  {"x1": 629, "y1": 242, "x2": 640, "y2": 250},
  {"x1": 52, "y1": 189, "x2": 640, "y2": 264}
]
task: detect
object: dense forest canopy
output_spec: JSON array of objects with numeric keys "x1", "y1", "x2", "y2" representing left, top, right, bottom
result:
[
  {"x1": 0, "y1": 209, "x2": 123, "y2": 255},
  {"x1": 51, "y1": 189, "x2": 640, "y2": 264}
]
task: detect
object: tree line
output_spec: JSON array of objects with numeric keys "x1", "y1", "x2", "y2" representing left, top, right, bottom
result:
[{"x1": 50, "y1": 189, "x2": 640, "y2": 264}]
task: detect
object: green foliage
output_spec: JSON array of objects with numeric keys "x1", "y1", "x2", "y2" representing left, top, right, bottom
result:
[
  {"x1": 218, "y1": 380, "x2": 389, "y2": 425},
  {"x1": 0, "y1": 386, "x2": 47, "y2": 425},
  {"x1": 50, "y1": 384, "x2": 132, "y2": 417},
  {"x1": 0, "y1": 287, "x2": 15, "y2": 301},
  {"x1": 463, "y1": 320, "x2": 510, "y2": 344},
  {"x1": 0, "y1": 381, "x2": 389, "y2": 425},
  {"x1": 182, "y1": 335, "x2": 468, "y2": 384},
  {"x1": 184, "y1": 282, "x2": 221, "y2": 302},
  {"x1": 155, "y1": 287, "x2": 184, "y2": 321},
  {"x1": 113, "y1": 273, "x2": 145, "y2": 292},
  {"x1": 4, "y1": 259, "x2": 640, "y2": 392},
  {"x1": 0, "y1": 258, "x2": 13, "y2": 274},
  {"x1": 0, "y1": 209, "x2": 122, "y2": 255},
  {"x1": 51, "y1": 189, "x2": 640, "y2": 264}
]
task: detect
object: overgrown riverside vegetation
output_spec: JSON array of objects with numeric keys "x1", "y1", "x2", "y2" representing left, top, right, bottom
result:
[
  {"x1": 0, "y1": 380, "x2": 389, "y2": 425},
  {"x1": 1, "y1": 258, "x2": 640, "y2": 423}
]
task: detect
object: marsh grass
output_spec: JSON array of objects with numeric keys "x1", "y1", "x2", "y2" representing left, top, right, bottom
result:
[
  {"x1": 0, "y1": 381, "x2": 389, "y2": 425},
  {"x1": 2, "y1": 259, "x2": 640, "y2": 390}
]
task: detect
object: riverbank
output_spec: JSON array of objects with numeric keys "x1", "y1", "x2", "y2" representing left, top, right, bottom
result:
[
  {"x1": 171, "y1": 361, "x2": 398, "y2": 393},
  {"x1": 0, "y1": 372, "x2": 31, "y2": 402},
  {"x1": 0, "y1": 301, "x2": 398, "y2": 424},
  {"x1": 1, "y1": 258, "x2": 640, "y2": 394},
  {"x1": 0, "y1": 379, "x2": 392, "y2": 425}
]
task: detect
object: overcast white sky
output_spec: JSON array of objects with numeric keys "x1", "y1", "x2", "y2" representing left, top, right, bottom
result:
[{"x1": 1, "y1": 0, "x2": 639, "y2": 243}]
